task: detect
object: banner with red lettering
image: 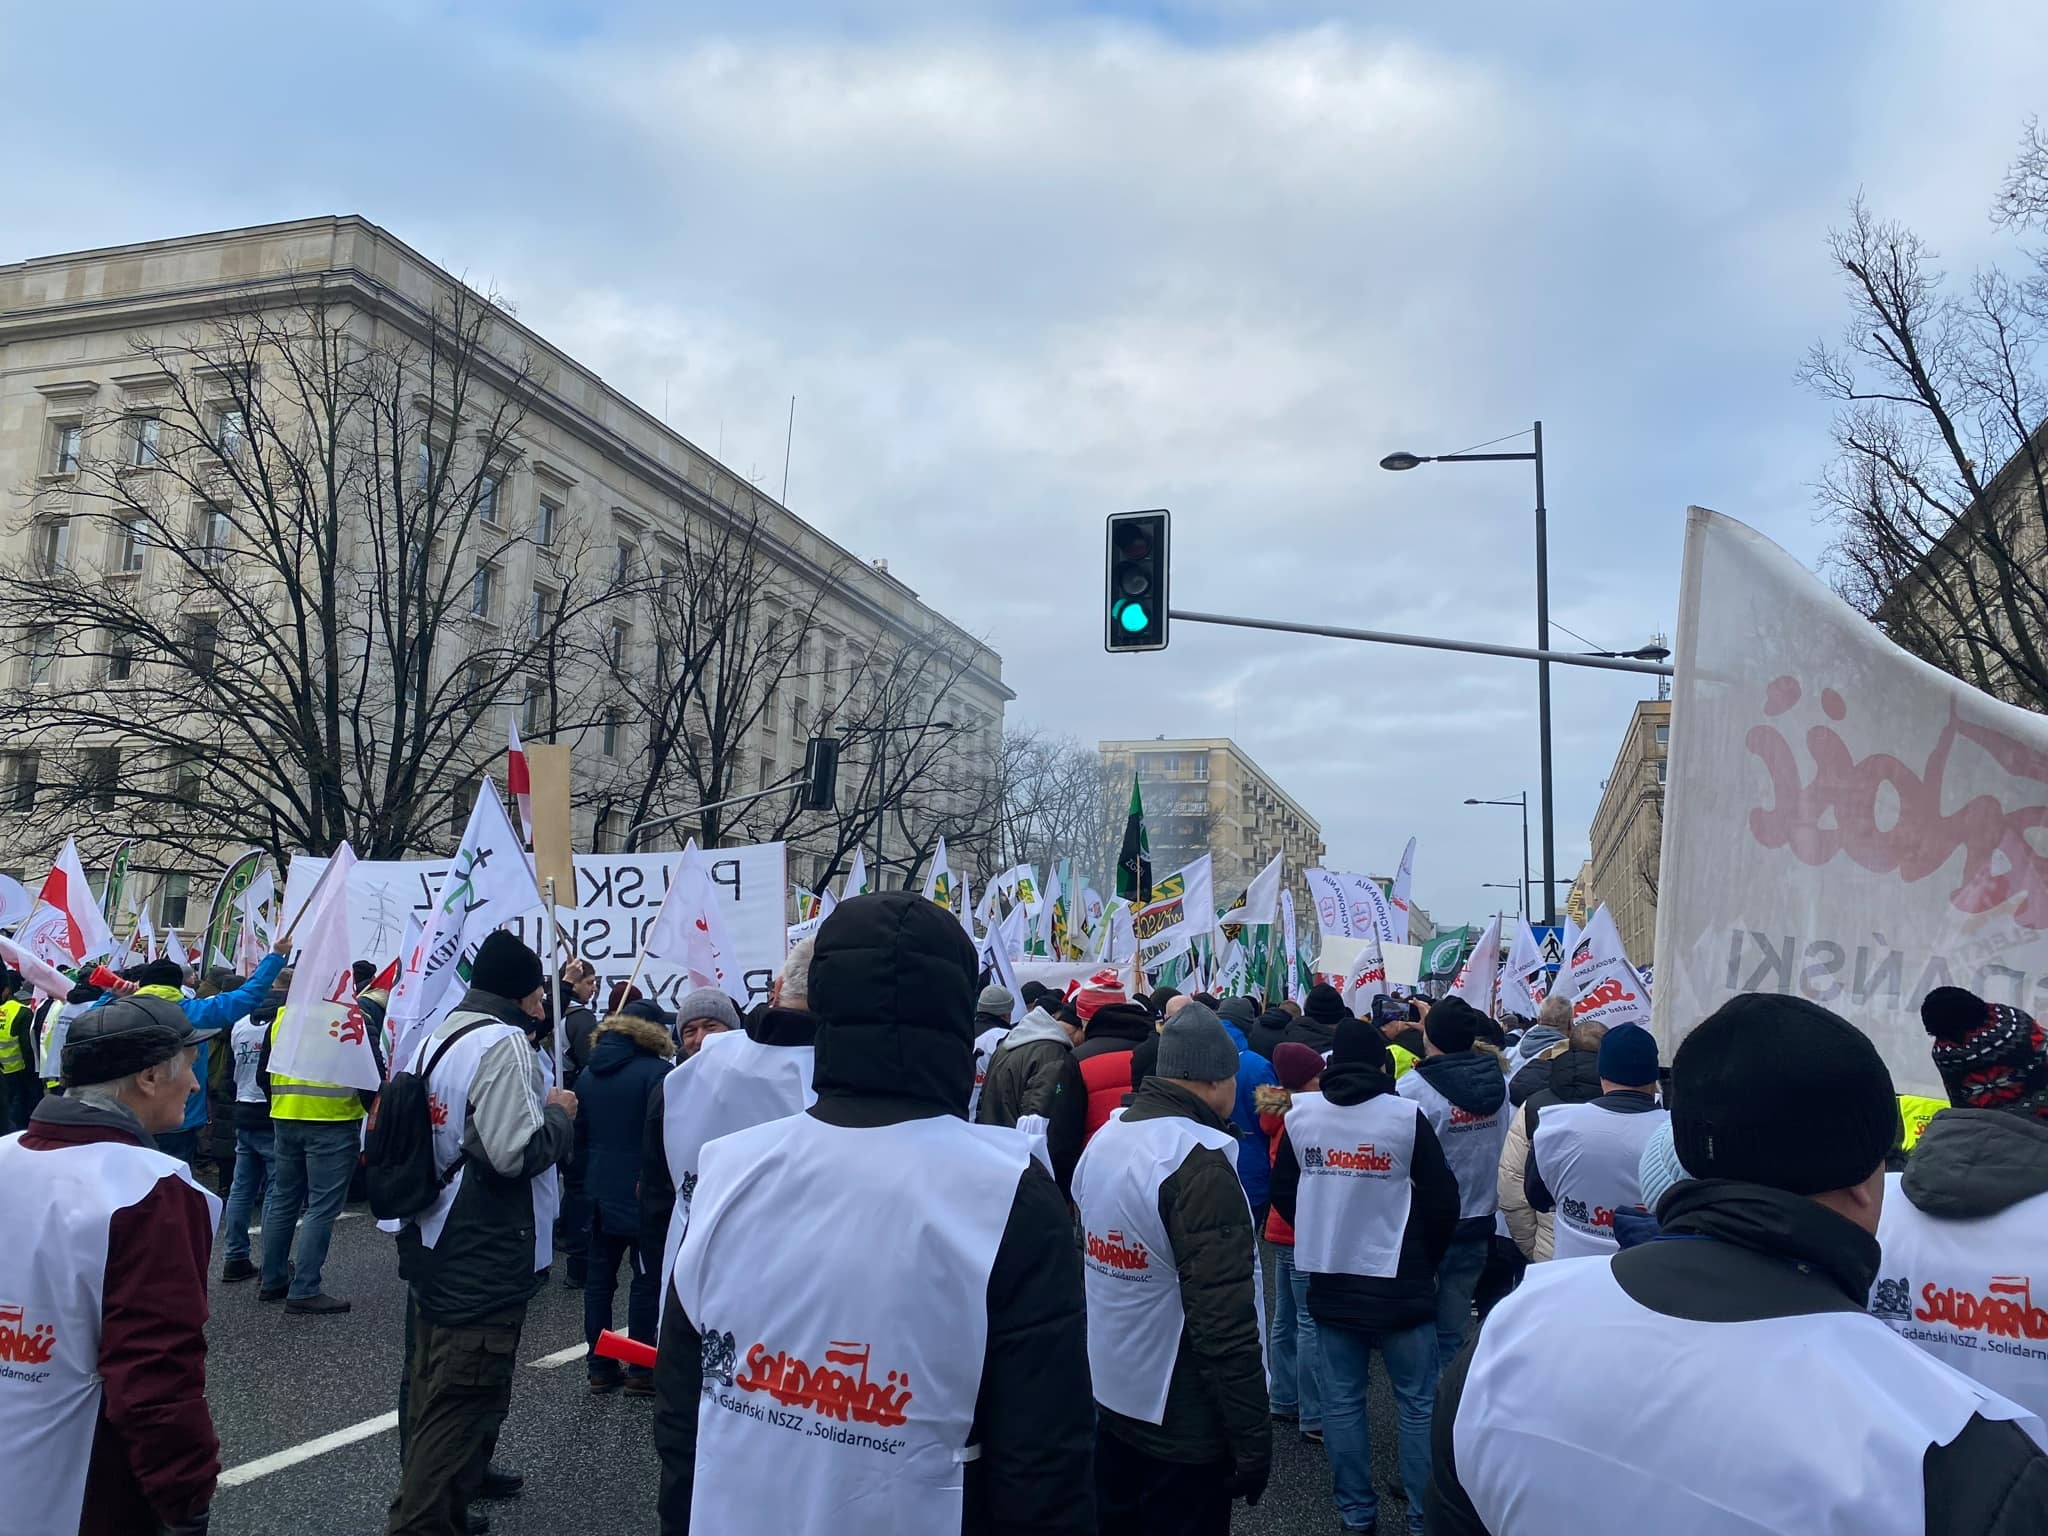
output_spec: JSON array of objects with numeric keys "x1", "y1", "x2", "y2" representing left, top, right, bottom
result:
[
  {"x1": 1656, "y1": 507, "x2": 2048, "y2": 1096},
  {"x1": 1568, "y1": 905, "x2": 1651, "y2": 1030},
  {"x1": 268, "y1": 844, "x2": 379, "y2": 1090}
]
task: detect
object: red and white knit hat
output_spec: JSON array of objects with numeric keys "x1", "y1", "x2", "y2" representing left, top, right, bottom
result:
[{"x1": 1071, "y1": 969, "x2": 1129, "y2": 1022}]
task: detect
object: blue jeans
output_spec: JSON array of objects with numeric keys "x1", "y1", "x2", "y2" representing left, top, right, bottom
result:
[
  {"x1": 1319, "y1": 1319, "x2": 1439, "y2": 1534},
  {"x1": 261, "y1": 1118, "x2": 360, "y2": 1299},
  {"x1": 222, "y1": 1126, "x2": 276, "y2": 1261},
  {"x1": 1268, "y1": 1244, "x2": 1322, "y2": 1430},
  {"x1": 1435, "y1": 1233, "x2": 1491, "y2": 1365}
]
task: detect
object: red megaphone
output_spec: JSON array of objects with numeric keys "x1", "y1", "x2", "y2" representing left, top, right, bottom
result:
[
  {"x1": 90, "y1": 966, "x2": 124, "y2": 990},
  {"x1": 595, "y1": 1329, "x2": 657, "y2": 1371}
]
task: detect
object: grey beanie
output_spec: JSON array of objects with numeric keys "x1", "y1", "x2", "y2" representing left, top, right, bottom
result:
[
  {"x1": 977, "y1": 983, "x2": 1014, "y2": 1018},
  {"x1": 1637, "y1": 1120, "x2": 1690, "y2": 1213},
  {"x1": 675, "y1": 986, "x2": 742, "y2": 1033},
  {"x1": 1155, "y1": 1002, "x2": 1241, "y2": 1083}
]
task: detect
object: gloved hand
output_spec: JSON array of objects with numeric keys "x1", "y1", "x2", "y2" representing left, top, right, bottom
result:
[
  {"x1": 1225, "y1": 1461, "x2": 1270, "y2": 1508},
  {"x1": 160, "y1": 1510, "x2": 210, "y2": 1536}
]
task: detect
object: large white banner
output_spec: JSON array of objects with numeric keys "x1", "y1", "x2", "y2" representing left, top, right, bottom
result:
[
  {"x1": 284, "y1": 843, "x2": 788, "y2": 1012},
  {"x1": 1656, "y1": 507, "x2": 2048, "y2": 1097},
  {"x1": 1305, "y1": 868, "x2": 1399, "y2": 948}
]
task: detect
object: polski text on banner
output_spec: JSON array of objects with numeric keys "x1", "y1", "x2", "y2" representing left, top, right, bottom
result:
[
  {"x1": 1650, "y1": 506, "x2": 2048, "y2": 1095},
  {"x1": 1452, "y1": 914, "x2": 1503, "y2": 1014},
  {"x1": 269, "y1": 844, "x2": 382, "y2": 1091},
  {"x1": 1389, "y1": 838, "x2": 1418, "y2": 945}
]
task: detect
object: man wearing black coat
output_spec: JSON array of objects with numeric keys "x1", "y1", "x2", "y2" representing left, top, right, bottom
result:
[
  {"x1": 1431, "y1": 993, "x2": 2048, "y2": 1536},
  {"x1": 1284, "y1": 983, "x2": 1349, "y2": 1056},
  {"x1": 976, "y1": 1005, "x2": 1087, "y2": 1199},
  {"x1": 1272, "y1": 1017, "x2": 1457, "y2": 1535}
]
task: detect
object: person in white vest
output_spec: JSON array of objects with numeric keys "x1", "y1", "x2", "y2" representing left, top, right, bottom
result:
[
  {"x1": 1270, "y1": 1015, "x2": 1457, "y2": 1535},
  {"x1": 645, "y1": 938, "x2": 820, "y2": 1536},
  {"x1": 389, "y1": 932, "x2": 576, "y2": 1536},
  {"x1": 1396, "y1": 995, "x2": 1508, "y2": 1365},
  {"x1": 0, "y1": 993, "x2": 223, "y2": 1536},
  {"x1": 1523, "y1": 1022, "x2": 1668, "y2": 1261},
  {"x1": 1872, "y1": 987, "x2": 2048, "y2": 1424},
  {"x1": 218, "y1": 979, "x2": 285, "y2": 1283},
  {"x1": 1074, "y1": 1000, "x2": 1271, "y2": 1532},
  {"x1": 671, "y1": 892, "x2": 1094, "y2": 1536},
  {"x1": 1431, "y1": 992, "x2": 2048, "y2": 1536}
]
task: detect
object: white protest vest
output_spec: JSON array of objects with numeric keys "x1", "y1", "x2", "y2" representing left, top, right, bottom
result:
[
  {"x1": 672, "y1": 1112, "x2": 1026, "y2": 1536},
  {"x1": 1072, "y1": 1109, "x2": 1264, "y2": 1424},
  {"x1": 231, "y1": 1019, "x2": 267, "y2": 1104},
  {"x1": 659, "y1": 1028, "x2": 816, "y2": 1314},
  {"x1": 1532, "y1": 1100, "x2": 1669, "y2": 1261},
  {"x1": 1455, "y1": 1258, "x2": 2046, "y2": 1536},
  {"x1": 411, "y1": 1014, "x2": 542, "y2": 1251},
  {"x1": 1285, "y1": 1091, "x2": 1423, "y2": 1279},
  {"x1": 1399, "y1": 1070, "x2": 1509, "y2": 1223},
  {"x1": 0, "y1": 1134, "x2": 222, "y2": 1534},
  {"x1": 531, "y1": 1048, "x2": 560, "y2": 1272},
  {"x1": 1874, "y1": 1172, "x2": 2048, "y2": 1424},
  {"x1": 968, "y1": 1026, "x2": 1008, "y2": 1120}
]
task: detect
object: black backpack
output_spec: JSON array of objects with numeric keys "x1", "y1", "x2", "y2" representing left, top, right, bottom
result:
[{"x1": 363, "y1": 1019, "x2": 495, "y2": 1221}]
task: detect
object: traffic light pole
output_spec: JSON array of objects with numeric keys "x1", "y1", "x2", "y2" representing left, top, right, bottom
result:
[
  {"x1": 623, "y1": 771, "x2": 809, "y2": 851},
  {"x1": 1165, "y1": 609, "x2": 1674, "y2": 677}
]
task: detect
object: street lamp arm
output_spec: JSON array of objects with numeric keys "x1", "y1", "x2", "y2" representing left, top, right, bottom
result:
[{"x1": 625, "y1": 771, "x2": 809, "y2": 849}]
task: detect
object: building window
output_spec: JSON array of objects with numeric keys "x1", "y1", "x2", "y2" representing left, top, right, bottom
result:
[
  {"x1": 185, "y1": 614, "x2": 220, "y2": 678},
  {"x1": 215, "y1": 407, "x2": 246, "y2": 458},
  {"x1": 463, "y1": 660, "x2": 493, "y2": 719},
  {"x1": 49, "y1": 422, "x2": 81, "y2": 475},
  {"x1": 33, "y1": 517, "x2": 71, "y2": 574},
  {"x1": 107, "y1": 634, "x2": 135, "y2": 682},
  {"x1": 602, "y1": 711, "x2": 622, "y2": 758},
  {"x1": 615, "y1": 539, "x2": 635, "y2": 583},
  {"x1": 127, "y1": 415, "x2": 161, "y2": 468},
  {"x1": 608, "y1": 620, "x2": 630, "y2": 675},
  {"x1": 790, "y1": 698, "x2": 808, "y2": 743},
  {"x1": 470, "y1": 561, "x2": 496, "y2": 619},
  {"x1": 196, "y1": 502, "x2": 232, "y2": 563},
  {"x1": 2, "y1": 752, "x2": 38, "y2": 812},
  {"x1": 172, "y1": 749, "x2": 202, "y2": 799},
  {"x1": 529, "y1": 586, "x2": 551, "y2": 641},
  {"x1": 659, "y1": 560, "x2": 680, "y2": 602},
  {"x1": 115, "y1": 517, "x2": 147, "y2": 575},
  {"x1": 416, "y1": 439, "x2": 435, "y2": 489},
  {"x1": 1656, "y1": 758, "x2": 1667, "y2": 786},
  {"x1": 521, "y1": 682, "x2": 544, "y2": 734},
  {"x1": 84, "y1": 746, "x2": 121, "y2": 813},
  {"x1": 160, "y1": 873, "x2": 191, "y2": 929},
  {"x1": 476, "y1": 473, "x2": 500, "y2": 525},
  {"x1": 1163, "y1": 754, "x2": 1180, "y2": 775},
  {"x1": 760, "y1": 753, "x2": 777, "y2": 790},
  {"x1": 1193, "y1": 757, "x2": 1208, "y2": 781},
  {"x1": 26, "y1": 627, "x2": 57, "y2": 687},
  {"x1": 596, "y1": 808, "x2": 626, "y2": 853},
  {"x1": 1654, "y1": 723, "x2": 1670, "y2": 746},
  {"x1": 535, "y1": 498, "x2": 559, "y2": 549},
  {"x1": 451, "y1": 778, "x2": 478, "y2": 837}
]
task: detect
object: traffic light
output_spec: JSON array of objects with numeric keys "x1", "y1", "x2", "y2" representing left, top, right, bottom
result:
[
  {"x1": 802, "y1": 735, "x2": 840, "y2": 811},
  {"x1": 1105, "y1": 510, "x2": 1170, "y2": 652}
]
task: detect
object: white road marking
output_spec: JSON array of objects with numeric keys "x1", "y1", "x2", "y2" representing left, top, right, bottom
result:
[
  {"x1": 245, "y1": 1210, "x2": 361, "y2": 1238},
  {"x1": 218, "y1": 1410, "x2": 400, "y2": 1487},
  {"x1": 527, "y1": 1342, "x2": 588, "y2": 1369}
]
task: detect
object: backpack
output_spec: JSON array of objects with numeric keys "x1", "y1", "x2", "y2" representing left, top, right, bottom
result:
[{"x1": 363, "y1": 1018, "x2": 496, "y2": 1221}]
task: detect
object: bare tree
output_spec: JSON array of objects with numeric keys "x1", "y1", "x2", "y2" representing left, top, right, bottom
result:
[
  {"x1": 0, "y1": 278, "x2": 636, "y2": 872},
  {"x1": 994, "y1": 728, "x2": 1114, "y2": 891},
  {"x1": 1801, "y1": 123, "x2": 2048, "y2": 710}
]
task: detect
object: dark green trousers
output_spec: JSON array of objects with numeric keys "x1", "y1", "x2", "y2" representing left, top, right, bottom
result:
[{"x1": 387, "y1": 1303, "x2": 526, "y2": 1536}]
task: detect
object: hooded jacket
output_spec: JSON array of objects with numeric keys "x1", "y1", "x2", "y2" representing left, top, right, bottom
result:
[
  {"x1": 1215, "y1": 1010, "x2": 1280, "y2": 1210},
  {"x1": 1505, "y1": 1026, "x2": 1567, "y2": 1105},
  {"x1": 571, "y1": 1013, "x2": 675, "y2": 1237},
  {"x1": 1093, "y1": 1076, "x2": 1272, "y2": 1486},
  {"x1": 1270, "y1": 1053, "x2": 1459, "y2": 1333},
  {"x1": 1429, "y1": 1179, "x2": 2048, "y2": 1536},
  {"x1": 976, "y1": 1008, "x2": 1087, "y2": 1198},
  {"x1": 1498, "y1": 1042, "x2": 1605, "y2": 1261},
  {"x1": 1075, "y1": 1003, "x2": 1154, "y2": 1140},
  {"x1": 803, "y1": 894, "x2": 1094, "y2": 1536},
  {"x1": 1283, "y1": 985, "x2": 1348, "y2": 1056},
  {"x1": 1246, "y1": 1006, "x2": 1293, "y2": 1062},
  {"x1": 1403, "y1": 1049, "x2": 1509, "y2": 1241},
  {"x1": 1900, "y1": 1108, "x2": 2048, "y2": 1219}
]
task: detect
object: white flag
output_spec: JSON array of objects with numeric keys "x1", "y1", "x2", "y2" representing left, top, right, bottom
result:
[
  {"x1": 995, "y1": 864, "x2": 1044, "y2": 916},
  {"x1": 1452, "y1": 914, "x2": 1503, "y2": 1014},
  {"x1": 1343, "y1": 929, "x2": 1389, "y2": 1015},
  {"x1": 268, "y1": 844, "x2": 381, "y2": 1091},
  {"x1": 164, "y1": 927, "x2": 190, "y2": 970},
  {"x1": 1280, "y1": 888, "x2": 1302, "y2": 1004},
  {"x1": 957, "y1": 867, "x2": 977, "y2": 940},
  {"x1": 0, "y1": 872, "x2": 30, "y2": 930},
  {"x1": 234, "y1": 868, "x2": 275, "y2": 976},
  {"x1": 0, "y1": 933, "x2": 75, "y2": 1000},
  {"x1": 1388, "y1": 838, "x2": 1418, "y2": 944},
  {"x1": 1569, "y1": 905, "x2": 1652, "y2": 1029},
  {"x1": 841, "y1": 847, "x2": 870, "y2": 900},
  {"x1": 1039, "y1": 865, "x2": 1063, "y2": 954},
  {"x1": 644, "y1": 840, "x2": 745, "y2": 1004},
  {"x1": 1221, "y1": 852, "x2": 1283, "y2": 929},
  {"x1": 1305, "y1": 868, "x2": 1397, "y2": 947},
  {"x1": 921, "y1": 838, "x2": 958, "y2": 913},
  {"x1": 32, "y1": 837, "x2": 116, "y2": 965},
  {"x1": 979, "y1": 907, "x2": 1028, "y2": 1021},
  {"x1": 1216, "y1": 938, "x2": 1251, "y2": 999},
  {"x1": 1503, "y1": 918, "x2": 1545, "y2": 1016},
  {"x1": 132, "y1": 908, "x2": 158, "y2": 964},
  {"x1": 1134, "y1": 855, "x2": 1215, "y2": 960},
  {"x1": 507, "y1": 717, "x2": 534, "y2": 847}
]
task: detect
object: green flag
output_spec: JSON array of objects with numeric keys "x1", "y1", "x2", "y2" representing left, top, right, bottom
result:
[
  {"x1": 1115, "y1": 777, "x2": 1152, "y2": 903},
  {"x1": 1421, "y1": 926, "x2": 1472, "y2": 981}
]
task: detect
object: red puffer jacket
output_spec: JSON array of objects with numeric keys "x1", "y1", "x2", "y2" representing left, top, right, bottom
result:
[{"x1": 1072, "y1": 1004, "x2": 1155, "y2": 1141}]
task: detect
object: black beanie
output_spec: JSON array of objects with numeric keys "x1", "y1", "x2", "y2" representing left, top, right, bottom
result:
[
  {"x1": 1304, "y1": 982, "x2": 1347, "y2": 1023},
  {"x1": 1331, "y1": 1016, "x2": 1391, "y2": 1071},
  {"x1": 1672, "y1": 993, "x2": 1896, "y2": 1196},
  {"x1": 125, "y1": 957, "x2": 185, "y2": 990},
  {"x1": 470, "y1": 930, "x2": 543, "y2": 1000},
  {"x1": 1425, "y1": 997, "x2": 1482, "y2": 1055}
]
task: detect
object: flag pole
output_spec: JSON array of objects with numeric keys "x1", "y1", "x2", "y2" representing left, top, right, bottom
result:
[{"x1": 544, "y1": 876, "x2": 565, "y2": 1085}]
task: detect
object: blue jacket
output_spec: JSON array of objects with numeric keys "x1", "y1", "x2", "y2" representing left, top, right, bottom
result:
[
  {"x1": 1221, "y1": 1019, "x2": 1279, "y2": 1207},
  {"x1": 571, "y1": 1014, "x2": 675, "y2": 1237},
  {"x1": 105, "y1": 954, "x2": 286, "y2": 1131}
]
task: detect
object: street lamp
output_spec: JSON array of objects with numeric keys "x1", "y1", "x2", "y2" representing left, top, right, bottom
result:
[
  {"x1": 1482, "y1": 882, "x2": 1525, "y2": 918},
  {"x1": 855, "y1": 719, "x2": 954, "y2": 889},
  {"x1": 1465, "y1": 794, "x2": 1531, "y2": 921},
  {"x1": 1384, "y1": 423, "x2": 1558, "y2": 923}
]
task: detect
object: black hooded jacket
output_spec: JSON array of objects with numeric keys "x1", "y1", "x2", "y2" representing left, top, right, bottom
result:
[
  {"x1": 1269, "y1": 1053, "x2": 1459, "y2": 1333},
  {"x1": 1900, "y1": 1107, "x2": 2048, "y2": 1219},
  {"x1": 1406, "y1": 1049, "x2": 1508, "y2": 1241},
  {"x1": 804, "y1": 894, "x2": 1094, "y2": 1536},
  {"x1": 1283, "y1": 985, "x2": 1349, "y2": 1056},
  {"x1": 571, "y1": 1013, "x2": 674, "y2": 1237},
  {"x1": 1429, "y1": 1179, "x2": 2048, "y2": 1535},
  {"x1": 1246, "y1": 1006, "x2": 1292, "y2": 1061}
]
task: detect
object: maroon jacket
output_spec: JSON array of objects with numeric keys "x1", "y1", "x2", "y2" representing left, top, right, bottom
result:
[{"x1": 22, "y1": 1096, "x2": 219, "y2": 1533}]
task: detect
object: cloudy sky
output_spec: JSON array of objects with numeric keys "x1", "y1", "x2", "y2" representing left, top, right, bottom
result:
[{"x1": 5, "y1": 0, "x2": 2044, "y2": 940}]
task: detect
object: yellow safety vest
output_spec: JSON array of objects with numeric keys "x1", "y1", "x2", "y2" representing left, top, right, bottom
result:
[
  {"x1": 1899, "y1": 1094, "x2": 1947, "y2": 1153},
  {"x1": 1390, "y1": 1042, "x2": 1418, "y2": 1079},
  {"x1": 0, "y1": 999, "x2": 26, "y2": 1075},
  {"x1": 267, "y1": 1012, "x2": 366, "y2": 1123}
]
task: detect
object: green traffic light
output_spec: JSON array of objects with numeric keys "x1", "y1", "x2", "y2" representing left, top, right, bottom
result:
[{"x1": 1119, "y1": 602, "x2": 1151, "y2": 633}]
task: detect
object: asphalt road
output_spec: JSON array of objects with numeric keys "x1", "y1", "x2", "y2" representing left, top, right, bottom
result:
[{"x1": 206, "y1": 1206, "x2": 1405, "y2": 1535}]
